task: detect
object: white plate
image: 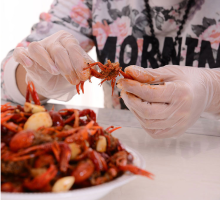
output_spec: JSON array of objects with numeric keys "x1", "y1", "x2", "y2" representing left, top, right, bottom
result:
[{"x1": 1, "y1": 146, "x2": 146, "y2": 200}]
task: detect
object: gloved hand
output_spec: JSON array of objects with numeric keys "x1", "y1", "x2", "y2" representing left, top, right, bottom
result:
[
  {"x1": 117, "y1": 65, "x2": 220, "y2": 138},
  {"x1": 13, "y1": 30, "x2": 94, "y2": 100}
]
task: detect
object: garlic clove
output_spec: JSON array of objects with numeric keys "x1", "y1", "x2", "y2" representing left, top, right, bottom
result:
[
  {"x1": 24, "y1": 102, "x2": 45, "y2": 113},
  {"x1": 52, "y1": 176, "x2": 75, "y2": 192},
  {"x1": 24, "y1": 112, "x2": 52, "y2": 130},
  {"x1": 96, "y1": 136, "x2": 107, "y2": 152},
  {"x1": 68, "y1": 143, "x2": 81, "y2": 160}
]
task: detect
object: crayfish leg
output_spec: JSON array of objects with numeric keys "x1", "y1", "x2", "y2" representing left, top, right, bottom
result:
[
  {"x1": 87, "y1": 62, "x2": 108, "y2": 70},
  {"x1": 108, "y1": 126, "x2": 121, "y2": 133},
  {"x1": 119, "y1": 70, "x2": 134, "y2": 80},
  {"x1": 119, "y1": 164, "x2": 154, "y2": 180},
  {"x1": 76, "y1": 83, "x2": 81, "y2": 94},
  {"x1": 31, "y1": 82, "x2": 41, "y2": 105},
  {"x1": 26, "y1": 83, "x2": 31, "y2": 103},
  {"x1": 1, "y1": 103, "x2": 15, "y2": 112},
  {"x1": 80, "y1": 81, "x2": 85, "y2": 94},
  {"x1": 26, "y1": 81, "x2": 41, "y2": 105},
  {"x1": 99, "y1": 78, "x2": 108, "y2": 86},
  {"x1": 90, "y1": 68, "x2": 104, "y2": 79},
  {"x1": 111, "y1": 78, "x2": 116, "y2": 96},
  {"x1": 76, "y1": 81, "x2": 85, "y2": 95}
]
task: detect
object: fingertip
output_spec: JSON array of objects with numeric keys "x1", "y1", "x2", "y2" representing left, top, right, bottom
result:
[
  {"x1": 124, "y1": 65, "x2": 156, "y2": 83},
  {"x1": 120, "y1": 89, "x2": 138, "y2": 105},
  {"x1": 117, "y1": 79, "x2": 141, "y2": 93},
  {"x1": 22, "y1": 57, "x2": 34, "y2": 68},
  {"x1": 124, "y1": 65, "x2": 140, "y2": 73},
  {"x1": 77, "y1": 62, "x2": 91, "y2": 81},
  {"x1": 120, "y1": 89, "x2": 127, "y2": 99},
  {"x1": 13, "y1": 47, "x2": 33, "y2": 68},
  {"x1": 116, "y1": 79, "x2": 123, "y2": 89},
  {"x1": 49, "y1": 64, "x2": 60, "y2": 75},
  {"x1": 64, "y1": 71, "x2": 80, "y2": 85}
]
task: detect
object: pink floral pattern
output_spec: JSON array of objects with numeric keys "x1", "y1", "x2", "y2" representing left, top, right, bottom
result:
[
  {"x1": 40, "y1": 13, "x2": 52, "y2": 22},
  {"x1": 109, "y1": 16, "x2": 132, "y2": 45},
  {"x1": 16, "y1": 41, "x2": 30, "y2": 48},
  {"x1": 80, "y1": 40, "x2": 94, "y2": 52},
  {"x1": 198, "y1": 23, "x2": 220, "y2": 50},
  {"x1": 71, "y1": 0, "x2": 91, "y2": 27},
  {"x1": 93, "y1": 21, "x2": 110, "y2": 49}
]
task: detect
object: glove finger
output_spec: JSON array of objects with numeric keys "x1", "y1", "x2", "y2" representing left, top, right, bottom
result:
[
  {"x1": 50, "y1": 42, "x2": 80, "y2": 85},
  {"x1": 135, "y1": 115, "x2": 183, "y2": 130},
  {"x1": 124, "y1": 102, "x2": 176, "y2": 138},
  {"x1": 60, "y1": 37, "x2": 93, "y2": 81},
  {"x1": 117, "y1": 79, "x2": 176, "y2": 103},
  {"x1": 122, "y1": 98, "x2": 184, "y2": 138},
  {"x1": 121, "y1": 90, "x2": 171, "y2": 119},
  {"x1": 143, "y1": 121, "x2": 187, "y2": 139},
  {"x1": 13, "y1": 47, "x2": 47, "y2": 76},
  {"x1": 125, "y1": 65, "x2": 176, "y2": 84},
  {"x1": 13, "y1": 47, "x2": 33, "y2": 68},
  {"x1": 28, "y1": 42, "x2": 59, "y2": 75},
  {"x1": 121, "y1": 89, "x2": 190, "y2": 121}
]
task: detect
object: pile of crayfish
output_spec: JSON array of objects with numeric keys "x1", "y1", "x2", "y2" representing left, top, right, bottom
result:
[
  {"x1": 1, "y1": 81, "x2": 153, "y2": 193},
  {"x1": 76, "y1": 60, "x2": 133, "y2": 95}
]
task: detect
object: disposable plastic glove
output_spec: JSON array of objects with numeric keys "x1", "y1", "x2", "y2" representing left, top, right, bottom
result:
[
  {"x1": 13, "y1": 30, "x2": 94, "y2": 100},
  {"x1": 117, "y1": 65, "x2": 220, "y2": 138}
]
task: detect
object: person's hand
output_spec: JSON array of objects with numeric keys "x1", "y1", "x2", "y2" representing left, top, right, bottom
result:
[
  {"x1": 117, "y1": 65, "x2": 220, "y2": 138},
  {"x1": 13, "y1": 30, "x2": 94, "y2": 100}
]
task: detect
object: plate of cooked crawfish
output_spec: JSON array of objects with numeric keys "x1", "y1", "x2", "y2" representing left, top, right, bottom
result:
[{"x1": 1, "y1": 62, "x2": 154, "y2": 200}]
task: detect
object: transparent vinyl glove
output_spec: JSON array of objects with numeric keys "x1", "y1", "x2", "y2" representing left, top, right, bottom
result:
[
  {"x1": 13, "y1": 31, "x2": 94, "y2": 101},
  {"x1": 117, "y1": 65, "x2": 220, "y2": 138}
]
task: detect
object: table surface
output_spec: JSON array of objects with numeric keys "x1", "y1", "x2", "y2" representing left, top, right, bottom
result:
[{"x1": 2, "y1": 101, "x2": 220, "y2": 200}]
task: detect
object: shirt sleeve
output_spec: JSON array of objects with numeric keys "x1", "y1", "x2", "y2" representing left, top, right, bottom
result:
[{"x1": 1, "y1": 0, "x2": 94, "y2": 104}]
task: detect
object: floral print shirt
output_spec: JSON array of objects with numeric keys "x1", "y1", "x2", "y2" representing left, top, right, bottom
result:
[{"x1": 1, "y1": 0, "x2": 220, "y2": 108}]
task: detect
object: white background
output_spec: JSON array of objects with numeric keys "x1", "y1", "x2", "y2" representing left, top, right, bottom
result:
[{"x1": 1, "y1": 0, "x2": 104, "y2": 108}]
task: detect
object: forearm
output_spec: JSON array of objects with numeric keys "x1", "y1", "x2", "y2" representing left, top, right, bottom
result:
[{"x1": 16, "y1": 64, "x2": 46, "y2": 101}]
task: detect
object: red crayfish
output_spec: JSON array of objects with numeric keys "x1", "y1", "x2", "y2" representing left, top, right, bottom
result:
[
  {"x1": 1, "y1": 81, "x2": 154, "y2": 193},
  {"x1": 76, "y1": 60, "x2": 133, "y2": 95}
]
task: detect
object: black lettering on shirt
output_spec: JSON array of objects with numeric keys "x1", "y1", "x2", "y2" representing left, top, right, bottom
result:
[
  {"x1": 141, "y1": 36, "x2": 159, "y2": 68},
  {"x1": 185, "y1": 37, "x2": 198, "y2": 66},
  {"x1": 94, "y1": 37, "x2": 117, "y2": 63},
  {"x1": 119, "y1": 35, "x2": 138, "y2": 70},
  {"x1": 162, "y1": 37, "x2": 182, "y2": 65},
  {"x1": 198, "y1": 40, "x2": 220, "y2": 68}
]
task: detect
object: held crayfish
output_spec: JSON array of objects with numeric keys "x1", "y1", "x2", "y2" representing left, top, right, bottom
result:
[{"x1": 76, "y1": 60, "x2": 133, "y2": 95}]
